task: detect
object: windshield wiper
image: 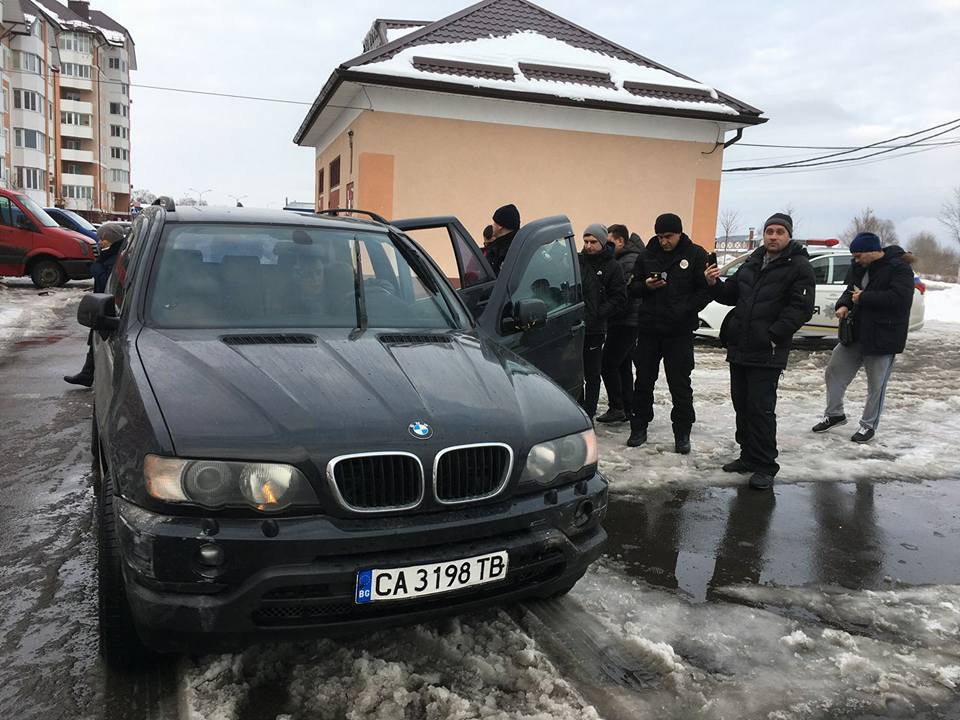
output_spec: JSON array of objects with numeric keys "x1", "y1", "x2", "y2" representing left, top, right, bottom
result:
[{"x1": 351, "y1": 235, "x2": 368, "y2": 335}]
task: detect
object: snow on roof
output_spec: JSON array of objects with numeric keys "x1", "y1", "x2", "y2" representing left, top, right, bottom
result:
[
  {"x1": 25, "y1": 0, "x2": 128, "y2": 45},
  {"x1": 359, "y1": 31, "x2": 738, "y2": 115},
  {"x1": 385, "y1": 24, "x2": 424, "y2": 43}
]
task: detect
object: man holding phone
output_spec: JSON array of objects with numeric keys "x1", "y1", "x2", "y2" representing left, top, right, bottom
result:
[{"x1": 626, "y1": 213, "x2": 711, "y2": 453}]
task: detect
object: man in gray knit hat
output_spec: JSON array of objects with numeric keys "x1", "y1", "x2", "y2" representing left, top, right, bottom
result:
[{"x1": 578, "y1": 223, "x2": 626, "y2": 419}]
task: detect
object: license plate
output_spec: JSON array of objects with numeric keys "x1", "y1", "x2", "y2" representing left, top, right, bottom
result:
[{"x1": 355, "y1": 550, "x2": 509, "y2": 604}]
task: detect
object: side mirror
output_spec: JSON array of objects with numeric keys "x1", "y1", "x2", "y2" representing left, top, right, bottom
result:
[
  {"x1": 78, "y1": 293, "x2": 120, "y2": 338},
  {"x1": 512, "y1": 298, "x2": 547, "y2": 332}
]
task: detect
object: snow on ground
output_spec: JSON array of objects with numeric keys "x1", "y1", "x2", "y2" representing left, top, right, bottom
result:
[
  {"x1": 596, "y1": 317, "x2": 960, "y2": 494},
  {"x1": 922, "y1": 280, "x2": 960, "y2": 324},
  {"x1": 564, "y1": 562, "x2": 960, "y2": 719},
  {"x1": 181, "y1": 612, "x2": 600, "y2": 720},
  {"x1": 0, "y1": 278, "x2": 87, "y2": 355}
]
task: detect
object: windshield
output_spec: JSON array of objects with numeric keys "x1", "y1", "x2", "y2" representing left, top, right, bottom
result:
[
  {"x1": 15, "y1": 195, "x2": 59, "y2": 227},
  {"x1": 147, "y1": 224, "x2": 470, "y2": 330},
  {"x1": 59, "y1": 208, "x2": 96, "y2": 231}
]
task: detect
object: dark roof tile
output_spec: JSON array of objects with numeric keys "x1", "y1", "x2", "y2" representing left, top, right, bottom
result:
[{"x1": 518, "y1": 62, "x2": 615, "y2": 89}]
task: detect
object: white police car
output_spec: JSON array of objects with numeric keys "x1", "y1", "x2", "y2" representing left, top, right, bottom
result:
[{"x1": 697, "y1": 241, "x2": 926, "y2": 340}]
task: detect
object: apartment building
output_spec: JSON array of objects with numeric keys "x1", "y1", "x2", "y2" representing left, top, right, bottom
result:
[{"x1": 0, "y1": 0, "x2": 135, "y2": 217}]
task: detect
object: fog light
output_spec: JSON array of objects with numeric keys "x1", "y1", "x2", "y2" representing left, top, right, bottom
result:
[{"x1": 197, "y1": 543, "x2": 225, "y2": 567}]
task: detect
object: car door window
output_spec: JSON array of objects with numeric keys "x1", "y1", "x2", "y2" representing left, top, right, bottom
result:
[
  {"x1": 452, "y1": 225, "x2": 492, "y2": 288},
  {"x1": 830, "y1": 255, "x2": 853, "y2": 284},
  {"x1": 109, "y1": 215, "x2": 148, "y2": 312},
  {"x1": 810, "y1": 256, "x2": 830, "y2": 284},
  {"x1": 509, "y1": 237, "x2": 578, "y2": 315},
  {"x1": 0, "y1": 197, "x2": 13, "y2": 226}
]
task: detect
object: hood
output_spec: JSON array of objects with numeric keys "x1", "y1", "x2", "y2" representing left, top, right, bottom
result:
[
  {"x1": 881, "y1": 245, "x2": 914, "y2": 265},
  {"x1": 46, "y1": 225, "x2": 94, "y2": 246},
  {"x1": 617, "y1": 233, "x2": 645, "y2": 260},
  {"x1": 136, "y1": 328, "x2": 587, "y2": 461},
  {"x1": 645, "y1": 232, "x2": 692, "y2": 256}
]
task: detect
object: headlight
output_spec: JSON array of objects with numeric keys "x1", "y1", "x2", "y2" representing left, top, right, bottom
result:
[
  {"x1": 76, "y1": 238, "x2": 91, "y2": 257},
  {"x1": 144, "y1": 455, "x2": 317, "y2": 512},
  {"x1": 521, "y1": 429, "x2": 598, "y2": 487}
]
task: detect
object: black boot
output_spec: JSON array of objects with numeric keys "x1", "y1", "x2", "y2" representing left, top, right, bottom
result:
[
  {"x1": 64, "y1": 349, "x2": 94, "y2": 387},
  {"x1": 674, "y1": 428, "x2": 691, "y2": 455},
  {"x1": 596, "y1": 408, "x2": 627, "y2": 424},
  {"x1": 626, "y1": 418, "x2": 648, "y2": 447}
]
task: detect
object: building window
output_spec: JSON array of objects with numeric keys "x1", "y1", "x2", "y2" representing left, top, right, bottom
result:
[
  {"x1": 31, "y1": 20, "x2": 41, "y2": 38},
  {"x1": 110, "y1": 147, "x2": 129, "y2": 160},
  {"x1": 64, "y1": 163, "x2": 82, "y2": 175},
  {"x1": 13, "y1": 128, "x2": 45, "y2": 152},
  {"x1": 329, "y1": 156, "x2": 341, "y2": 189},
  {"x1": 62, "y1": 184, "x2": 93, "y2": 200},
  {"x1": 62, "y1": 91, "x2": 82, "y2": 101},
  {"x1": 108, "y1": 57, "x2": 120, "y2": 70},
  {"x1": 63, "y1": 139, "x2": 82, "y2": 150},
  {"x1": 13, "y1": 89, "x2": 42, "y2": 112},
  {"x1": 109, "y1": 102, "x2": 127, "y2": 117},
  {"x1": 15, "y1": 166, "x2": 44, "y2": 191},
  {"x1": 13, "y1": 52, "x2": 42, "y2": 73},
  {"x1": 61, "y1": 63, "x2": 92, "y2": 79},
  {"x1": 318, "y1": 168, "x2": 324, "y2": 194},
  {"x1": 110, "y1": 169, "x2": 129, "y2": 183},
  {"x1": 61, "y1": 111, "x2": 92, "y2": 126},
  {"x1": 60, "y1": 33, "x2": 92, "y2": 53},
  {"x1": 110, "y1": 125, "x2": 128, "y2": 139}
]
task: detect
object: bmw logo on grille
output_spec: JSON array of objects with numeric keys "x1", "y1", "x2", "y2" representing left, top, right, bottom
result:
[{"x1": 409, "y1": 421, "x2": 433, "y2": 439}]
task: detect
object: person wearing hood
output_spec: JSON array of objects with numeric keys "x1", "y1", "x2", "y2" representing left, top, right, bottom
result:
[
  {"x1": 578, "y1": 223, "x2": 627, "y2": 420},
  {"x1": 596, "y1": 225, "x2": 645, "y2": 423},
  {"x1": 625, "y1": 214, "x2": 711, "y2": 454},
  {"x1": 485, "y1": 204, "x2": 521, "y2": 275},
  {"x1": 64, "y1": 222, "x2": 127, "y2": 387},
  {"x1": 812, "y1": 232, "x2": 915, "y2": 443},
  {"x1": 705, "y1": 212, "x2": 815, "y2": 490}
]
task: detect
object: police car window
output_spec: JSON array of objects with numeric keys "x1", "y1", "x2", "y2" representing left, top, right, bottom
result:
[
  {"x1": 509, "y1": 237, "x2": 577, "y2": 314},
  {"x1": 830, "y1": 255, "x2": 853, "y2": 285},
  {"x1": 810, "y1": 256, "x2": 830, "y2": 284}
]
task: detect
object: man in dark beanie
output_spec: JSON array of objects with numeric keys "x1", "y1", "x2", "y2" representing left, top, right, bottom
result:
[
  {"x1": 705, "y1": 213, "x2": 815, "y2": 489},
  {"x1": 486, "y1": 203, "x2": 521, "y2": 274},
  {"x1": 626, "y1": 213, "x2": 710, "y2": 453},
  {"x1": 578, "y1": 224, "x2": 627, "y2": 419},
  {"x1": 64, "y1": 222, "x2": 127, "y2": 387},
  {"x1": 812, "y1": 231, "x2": 915, "y2": 443}
]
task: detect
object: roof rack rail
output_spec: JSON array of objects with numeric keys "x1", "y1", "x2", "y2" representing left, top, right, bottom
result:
[
  {"x1": 152, "y1": 196, "x2": 176, "y2": 212},
  {"x1": 317, "y1": 208, "x2": 389, "y2": 224}
]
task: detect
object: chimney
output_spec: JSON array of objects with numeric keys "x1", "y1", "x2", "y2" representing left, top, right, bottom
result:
[{"x1": 68, "y1": 1, "x2": 90, "y2": 19}]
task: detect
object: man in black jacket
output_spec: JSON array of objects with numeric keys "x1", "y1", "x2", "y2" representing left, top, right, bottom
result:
[
  {"x1": 812, "y1": 232, "x2": 915, "y2": 443},
  {"x1": 579, "y1": 223, "x2": 627, "y2": 420},
  {"x1": 64, "y1": 223, "x2": 126, "y2": 387},
  {"x1": 596, "y1": 225, "x2": 644, "y2": 423},
  {"x1": 484, "y1": 204, "x2": 521, "y2": 275},
  {"x1": 626, "y1": 214, "x2": 710, "y2": 454},
  {"x1": 705, "y1": 212, "x2": 815, "y2": 489}
]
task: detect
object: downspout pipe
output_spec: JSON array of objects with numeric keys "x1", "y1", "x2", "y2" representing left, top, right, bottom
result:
[{"x1": 723, "y1": 128, "x2": 744, "y2": 149}]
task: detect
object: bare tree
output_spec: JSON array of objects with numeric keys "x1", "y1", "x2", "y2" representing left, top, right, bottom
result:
[
  {"x1": 178, "y1": 196, "x2": 198, "y2": 207},
  {"x1": 907, "y1": 230, "x2": 960, "y2": 280},
  {"x1": 782, "y1": 202, "x2": 800, "y2": 236},
  {"x1": 939, "y1": 185, "x2": 960, "y2": 249},
  {"x1": 132, "y1": 188, "x2": 157, "y2": 205},
  {"x1": 717, "y1": 209, "x2": 741, "y2": 255},
  {"x1": 839, "y1": 207, "x2": 898, "y2": 246}
]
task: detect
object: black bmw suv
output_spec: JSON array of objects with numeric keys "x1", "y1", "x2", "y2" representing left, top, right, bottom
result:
[{"x1": 80, "y1": 200, "x2": 607, "y2": 664}]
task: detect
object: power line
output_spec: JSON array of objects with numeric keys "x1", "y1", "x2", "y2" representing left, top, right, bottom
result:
[
  {"x1": 735, "y1": 139, "x2": 960, "y2": 150},
  {"x1": 724, "y1": 117, "x2": 960, "y2": 172}
]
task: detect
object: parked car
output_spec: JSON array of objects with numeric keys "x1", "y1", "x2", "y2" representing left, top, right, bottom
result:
[
  {"x1": 0, "y1": 188, "x2": 96, "y2": 287},
  {"x1": 44, "y1": 207, "x2": 99, "y2": 243},
  {"x1": 82, "y1": 200, "x2": 606, "y2": 664},
  {"x1": 697, "y1": 243, "x2": 925, "y2": 340}
]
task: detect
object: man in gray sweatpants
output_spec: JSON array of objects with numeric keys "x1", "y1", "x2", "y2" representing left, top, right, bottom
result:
[{"x1": 812, "y1": 232, "x2": 915, "y2": 443}]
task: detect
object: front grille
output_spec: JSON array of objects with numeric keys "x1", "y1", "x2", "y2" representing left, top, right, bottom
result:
[
  {"x1": 435, "y1": 444, "x2": 512, "y2": 503},
  {"x1": 222, "y1": 334, "x2": 316, "y2": 345},
  {"x1": 329, "y1": 454, "x2": 423, "y2": 511},
  {"x1": 378, "y1": 334, "x2": 453, "y2": 344}
]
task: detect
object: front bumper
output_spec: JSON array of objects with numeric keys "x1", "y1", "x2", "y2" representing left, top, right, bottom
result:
[
  {"x1": 116, "y1": 473, "x2": 608, "y2": 653},
  {"x1": 61, "y1": 259, "x2": 92, "y2": 280}
]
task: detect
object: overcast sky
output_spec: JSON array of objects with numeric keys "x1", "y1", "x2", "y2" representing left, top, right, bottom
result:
[{"x1": 93, "y1": 0, "x2": 960, "y2": 243}]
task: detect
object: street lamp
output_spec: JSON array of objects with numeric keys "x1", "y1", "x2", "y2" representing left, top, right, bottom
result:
[{"x1": 188, "y1": 187, "x2": 213, "y2": 206}]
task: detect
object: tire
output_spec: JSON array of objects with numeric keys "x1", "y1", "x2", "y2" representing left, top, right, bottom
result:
[
  {"x1": 30, "y1": 259, "x2": 67, "y2": 289},
  {"x1": 91, "y1": 412, "x2": 101, "y2": 497},
  {"x1": 97, "y1": 467, "x2": 154, "y2": 668}
]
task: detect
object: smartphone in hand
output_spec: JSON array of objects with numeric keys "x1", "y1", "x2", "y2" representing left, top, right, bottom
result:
[{"x1": 707, "y1": 252, "x2": 718, "y2": 267}]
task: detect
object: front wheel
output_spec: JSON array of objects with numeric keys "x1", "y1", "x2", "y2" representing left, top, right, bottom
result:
[
  {"x1": 30, "y1": 259, "x2": 67, "y2": 289},
  {"x1": 96, "y1": 468, "x2": 154, "y2": 667}
]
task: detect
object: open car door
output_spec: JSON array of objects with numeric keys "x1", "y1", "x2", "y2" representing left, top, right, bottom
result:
[
  {"x1": 476, "y1": 215, "x2": 584, "y2": 396},
  {"x1": 391, "y1": 217, "x2": 496, "y2": 319}
]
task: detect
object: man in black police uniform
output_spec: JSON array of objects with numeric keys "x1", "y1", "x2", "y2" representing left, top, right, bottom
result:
[
  {"x1": 705, "y1": 213, "x2": 815, "y2": 489},
  {"x1": 484, "y1": 204, "x2": 521, "y2": 275},
  {"x1": 627, "y1": 213, "x2": 710, "y2": 453}
]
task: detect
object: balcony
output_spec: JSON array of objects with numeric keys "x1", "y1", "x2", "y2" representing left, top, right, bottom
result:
[
  {"x1": 60, "y1": 76, "x2": 93, "y2": 91},
  {"x1": 61, "y1": 123, "x2": 93, "y2": 139},
  {"x1": 61, "y1": 148, "x2": 95, "y2": 163},
  {"x1": 108, "y1": 179, "x2": 130, "y2": 194},
  {"x1": 60, "y1": 99, "x2": 93, "y2": 115},
  {"x1": 62, "y1": 172, "x2": 95, "y2": 187}
]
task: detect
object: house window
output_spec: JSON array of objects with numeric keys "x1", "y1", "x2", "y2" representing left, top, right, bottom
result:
[
  {"x1": 109, "y1": 102, "x2": 127, "y2": 116},
  {"x1": 64, "y1": 163, "x2": 82, "y2": 175},
  {"x1": 108, "y1": 57, "x2": 120, "y2": 70},
  {"x1": 13, "y1": 52, "x2": 42, "y2": 73},
  {"x1": 15, "y1": 166, "x2": 44, "y2": 190},
  {"x1": 61, "y1": 63, "x2": 92, "y2": 79},
  {"x1": 61, "y1": 111, "x2": 93, "y2": 126},
  {"x1": 60, "y1": 33, "x2": 92, "y2": 53},
  {"x1": 120, "y1": 83, "x2": 128, "y2": 96},
  {"x1": 110, "y1": 125, "x2": 128, "y2": 138},
  {"x1": 63, "y1": 139, "x2": 82, "y2": 150},
  {"x1": 62, "y1": 91, "x2": 82, "y2": 101},
  {"x1": 13, "y1": 89, "x2": 42, "y2": 112},
  {"x1": 62, "y1": 184, "x2": 93, "y2": 200},
  {"x1": 111, "y1": 168, "x2": 129, "y2": 183},
  {"x1": 110, "y1": 147, "x2": 128, "y2": 160},
  {"x1": 318, "y1": 168, "x2": 324, "y2": 194},
  {"x1": 329, "y1": 156, "x2": 341, "y2": 189},
  {"x1": 13, "y1": 128, "x2": 45, "y2": 152}
]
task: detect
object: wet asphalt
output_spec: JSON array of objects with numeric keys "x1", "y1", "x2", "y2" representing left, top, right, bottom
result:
[{"x1": 0, "y1": 283, "x2": 958, "y2": 719}]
